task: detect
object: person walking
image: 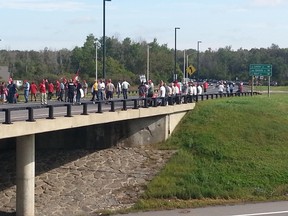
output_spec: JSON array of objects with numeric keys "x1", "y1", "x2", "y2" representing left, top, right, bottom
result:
[
  {"x1": 7, "y1": 80, "x2": 17, "y2": 104},
  {"x1": 30, "y1": 81, "x2": 38, "y2": 102},
  {"x1": 82, "y1": 80, "x2": 88, "y2": 97},
  {"x1": 75, "y1": 80, "x2": 82, "y2": 105},
  {"x1": 47, "y1": 81, "x2": 54, "y2": 100},
  {"x1": 67, "y1": 79, "x2": 75, "y2": 104},
  {"x1": 98, "y1": 79, "x2": 105, "y2": 100},
  {"x1": 23, "y1": 80, "x2": 30, "y2": 103},
  {"x1": 0, "y1": 82, "x2": 6, "y2": 104},
  {"x1": 39, "y1": 79, "x2": 47, "y2": 105},
  {"x1": 121, "y1": 79, "x2": 130, "y2": 99},
  {"x1": 138, "y1": 81, "x2": 147, "y2": 107},
  {"x1": 105, "y1": 79, "x2": 115, "y2": 102},
  {"x1": 116, "y1": 80, "x2": 122, "y2": 98},
  {"x1": 90, "y1": 80, "x2": 98, "y2": 102}
]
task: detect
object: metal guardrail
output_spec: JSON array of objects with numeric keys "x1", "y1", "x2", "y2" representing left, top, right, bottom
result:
[{"x1": 0, "y1": 91, "x2": 259, "y2": 125}]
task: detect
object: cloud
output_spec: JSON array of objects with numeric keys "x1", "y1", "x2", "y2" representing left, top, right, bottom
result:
[
  {"x1": 0, "y1": 0, "x2": 93, "y2": 11},
  {"x1": 68, "y1": 16, "x2": 95, "y2": 25},
  {"x1": 250, "y1": 0, "x2": 286, "y2": 6}
]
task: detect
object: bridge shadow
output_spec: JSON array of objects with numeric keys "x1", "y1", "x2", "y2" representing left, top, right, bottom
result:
[
  {"x1": 0, "y1": 138, "x2": 107, "y2": 214},
  {"x1": 0, "y1": 148, "x2": 100, "y2": 191}
]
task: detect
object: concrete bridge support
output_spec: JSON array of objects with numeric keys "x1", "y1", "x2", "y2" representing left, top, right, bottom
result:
[{"x1": 16, "y1": 134, "x2": 35, "y2": 216}]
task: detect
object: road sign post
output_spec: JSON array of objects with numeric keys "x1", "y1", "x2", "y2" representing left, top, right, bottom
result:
[
  {"x1": 249, "y1": 64, "x2": 272, "y2": 97},
  {"x1": 249, "y1": 64, "x2": 272, "y2": 76}
]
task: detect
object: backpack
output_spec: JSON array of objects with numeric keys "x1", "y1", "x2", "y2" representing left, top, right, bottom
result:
[{"x1": 139, "y1": 85, "x2": 146, "y2": 96}]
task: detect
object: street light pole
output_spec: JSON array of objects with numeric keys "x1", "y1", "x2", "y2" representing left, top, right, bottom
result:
[
  {"x1": 174, "y1": 27, "x2": 180, "y2": 81},
  {"x1": 183, "y1": 50, "x2": 186, "y2": 81},
  {"x1": 103, "y1": 0, "x2": 111, "y2": 80},
  {"x1": 197, "y1": 40, "x2": 202, "y2": 81},
  {"x1": 147, "y1": 45, "x2": 150, "y2": 81},
  {"x1": 186, "y1": 54, "x2": 190, "y2": 69},
  {"x1": 95, "y1": 40, "x2": 99, "y2": 80}
]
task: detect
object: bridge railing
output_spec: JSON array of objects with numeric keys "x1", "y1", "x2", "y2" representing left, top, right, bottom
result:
[{"x1": 0, "y1": 91, "x2": 259, "y2": 124}]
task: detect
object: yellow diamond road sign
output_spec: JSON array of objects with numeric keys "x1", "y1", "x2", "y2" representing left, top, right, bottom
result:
[{"x1": 186, "y1": 65, "x2": 196, "y2": 75}]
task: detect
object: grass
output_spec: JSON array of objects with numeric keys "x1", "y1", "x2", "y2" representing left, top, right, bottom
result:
[
  {"x1": 131, "y1": 94, "x2": 288, "y2": 211},
  {"x1": 253, "y1": 85, "x2": 288, "y2": 92}
]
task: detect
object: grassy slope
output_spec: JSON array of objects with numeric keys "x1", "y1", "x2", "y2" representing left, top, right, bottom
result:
[{"x1": 134, "y1": 94, "x2": 288, "y2": 210}]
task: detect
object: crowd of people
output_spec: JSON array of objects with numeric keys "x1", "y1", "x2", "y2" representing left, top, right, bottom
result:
[
  {"x1": 0, "y1": 78, "x2": 89, "y2": 105},
  {"x1": 0, "y1": 77, "x2": 244, "y2": 106}
]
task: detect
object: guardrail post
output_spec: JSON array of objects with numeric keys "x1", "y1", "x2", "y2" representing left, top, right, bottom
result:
[
  {"x1": 65, "y1": 104, "x2": 72, "y2": 117},
  {"x1": 81, "y1": 103, "x2": 88, "y2": 115},
  {"x1": 168, "y1": 97, "x2": 173, "y2": 105},
  {"x1": 122, "y1": 100, "x2": 127, "y2": 111},
  {"x1": 110, "y1": 101, "x2": 115, "y2": 112},
  {"x1": 46, "y1": 105, "x2": 55, "y2": 119},
  {"x1": 182, "y1": 95, "x2": 187, "y2": 104},
  {"x1": 190, "y1": 95, "x2": 194, "y2": 103},
  {"x1": 26, "y1": 107, "x2": 36, "y2": 122},
  {"x1": 206, "y1": 94, "x2": 209, "y2": 100},
  {"x1": 133, "y1": 99, "x2": 138, "y2": 109},
  {"x1": 201, "y1": 95, "x2": 204, "y2": 101},
  {"x1": 175, "y1": 95, "x2": 179, "y2": 104},
  {"x1": 97, "y1": 101, "x2": 103, "y2": 113},
  {"x1": 195, "y1": 95, "x2": 198, "y2": 102},
  {"x1": 152, "y1": 98, "x2": 157, "y2": 107},
  {"x1": 143, "y1": 98, "x2": 148, "y2": 108},
  {"x1": 161, "y1": 97, "x2": 166, "y2": 106},
  {"x1": 2, "y1": 109, "x2": 12, "y2": 124}
]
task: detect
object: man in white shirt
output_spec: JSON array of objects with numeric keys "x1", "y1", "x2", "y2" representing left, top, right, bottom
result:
[
  {"x1": 158, "y1": 81, "x2": 166, "y2": 105},
  {"x1": 197, "y1": 84, "x2": 203, "y2": 95},
  {"x1": 121, "y1": 80, "x2": 130, "y2": 99},
  {"x1": 98, "y1": 79, "x2": 105, "y2": 100},
  {"x1": 218, "y1": 82, "x2": 224, "y2": 94}
]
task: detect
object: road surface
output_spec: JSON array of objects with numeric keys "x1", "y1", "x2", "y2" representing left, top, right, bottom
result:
[{"x1": 115, "y1": 201, "x2": 288, "y2": 216}]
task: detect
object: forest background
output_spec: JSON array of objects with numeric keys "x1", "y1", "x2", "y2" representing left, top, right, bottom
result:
[{"x1": 0, "y1": 34, "x2": 287, "y2": 86}]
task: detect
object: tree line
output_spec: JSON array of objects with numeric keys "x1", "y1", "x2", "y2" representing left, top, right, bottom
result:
[{"x1": 0, "y1": 34, "x2": 287, "y2": 85}]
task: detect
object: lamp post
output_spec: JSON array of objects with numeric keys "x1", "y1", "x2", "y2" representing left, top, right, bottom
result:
[
  {"x1": 186, "y1": 54, "x2": 191, "y2": 68},
  {"x1": 183, "y1": 50, "x2": 186, "y2": 81},
  {"x1": 174, "y1": 27, "x2": 180, "y2": 81},
  {"x1": 103, "y1": 0, "x2": 111, "y2": 80},
  {"x1": 147, "y1": 45, "x2": 150, "y2": 81},
  {"x1": 197, "y1": 40, "x2": 202, "y2": 81},
  {"x1": 95, "y1": 40, "x2": 100, "y2": 80}
]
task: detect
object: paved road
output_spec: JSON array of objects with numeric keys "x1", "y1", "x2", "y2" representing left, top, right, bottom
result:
[{"x1": 116, "y1": 201, "x2": 288, "y2": 216}]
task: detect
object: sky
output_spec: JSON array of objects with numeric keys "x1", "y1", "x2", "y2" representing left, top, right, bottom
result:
[{"x1": 0, "y1": 0, "x2": 288, "y2": 51}]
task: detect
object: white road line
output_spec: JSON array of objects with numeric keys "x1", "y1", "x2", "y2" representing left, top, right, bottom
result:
[{"x1": 231, "y1": 210, "x2": 288, "y2": 216}]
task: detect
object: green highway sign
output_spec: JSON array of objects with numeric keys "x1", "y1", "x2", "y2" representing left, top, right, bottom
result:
[{"x1": 249, "y1": 64, "x2": 272, "y2": 76}]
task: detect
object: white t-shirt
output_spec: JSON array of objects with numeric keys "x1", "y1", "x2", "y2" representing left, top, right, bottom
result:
[
  {"x1": 218, "y1": 84, "x2": 224, "y2": 93},
  {"x1": 174, "y1": 85, "x2": 180, "y2": 94},
  {"x1": 197, "y1": 85, "x2": 202, "y2": 95},
  {"x1": 160, "y1": 85, "x2": 166, "y2": 97},
  {"x1": 122, "y1": 81, "x2": 130, "y2": 89},
  {"x1": 192, "y1": 86, "x2": 197, "y2": 95}
]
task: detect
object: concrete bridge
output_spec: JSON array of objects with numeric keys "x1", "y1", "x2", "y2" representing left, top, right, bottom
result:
[
  {"x1": 0, "y1": 91, "x2": 258, "y2": 216},
  {"x1": 0, "y1": 96, "x2": 196, "y2": 216}
]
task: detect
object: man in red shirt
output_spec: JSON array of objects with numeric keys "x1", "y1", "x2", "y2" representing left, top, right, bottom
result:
[
  {"x1": 48, "y1": 81, "x2": 54, "y2": 100},
  {"x1": 30, "y1": 82, "x2": 38, "y2": 101},
  {"x1": 203, "y1": 81, "x2": 209, "y2": 93},
  {"x1": 55, "y1": 80, "x2": 61, "y2": 101},
  {"x1": 39, "y1": 80, "x2": 47, "y2": 105}
]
